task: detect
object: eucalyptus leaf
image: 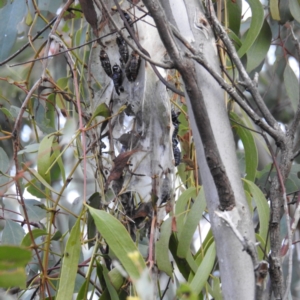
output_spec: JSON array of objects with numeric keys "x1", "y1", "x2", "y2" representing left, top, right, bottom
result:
[
  {"x1": 88, "y1": 207, "x2": 146, "y2": 280},
  {"x1": 284, "y1": 62, "x2": 299, "y2": 113},
  {"x1": 56, "y1": 216, "x2": 81, "y2": 300},
  {"x1": 156, "y1": 217, "x2": 173, "y2": 277},
  {"x1": 190, "y1": 242, "x2": 216, "y2": 294},
  {"x1": 238, "y1": 0, "x2": 264, "y2": 58}
]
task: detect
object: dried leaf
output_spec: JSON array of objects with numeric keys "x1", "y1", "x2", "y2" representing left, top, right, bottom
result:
[{"x1": 106, "y1": 149, "x2": 140, "y2": 188}]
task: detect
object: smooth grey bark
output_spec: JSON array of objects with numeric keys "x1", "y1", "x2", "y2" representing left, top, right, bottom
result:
[{"x1": 159, "y1": 0, "x2": 256, "y2": 298}]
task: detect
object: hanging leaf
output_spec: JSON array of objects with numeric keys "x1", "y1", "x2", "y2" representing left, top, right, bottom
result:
[
  {"x1": 177, "y1": 188, "x2": 206, "y2": 258},
  {"x1": 56, "y1": 216, "x2": 81, "y2": 300},
  {"x1": 284, "y1": 62, "x2": 299, "y2": 113},
  {"x1": 189, "y1": 242, "x2": 216, "y2": 294},
  {"x1": 226, "y1": 0, "x2": 242, "y2": 35},
  {"x1": 88, "y1": 207, "x2": 146, "y2": 280},
  {"x1": 270, "y1": 0, "x2": 280, "y2": 21},
  {"x1": 156, "y1": 217, "x2": 173, "y2": 277},
  {"x1": 243, "y1": 179, "x2": 270, "y2": 243},
  {"x1": 37, "y1": 134, "x2": 55, "y2": 184},
  {"x1": 246, "y1": 19, "x2": 272, "y2": 73},
  {"x1": 230, "y1": 112, "x2": 258, "y2": 182},
  {"x1": 238, "y1": 0, "x2": 264, "y2": 58},
  {"x1": 175, "y1": 187, "x2": 197, "y2": 235}
]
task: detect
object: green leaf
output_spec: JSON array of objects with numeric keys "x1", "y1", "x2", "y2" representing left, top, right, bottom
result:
[
  {"x1": 246, "y1": 20, "x2": 272, "y2": 73},
  {"x1": 25, "y1": 166, "x2": 60, "y2": 195},
  {"x1": 270, "y1": 0, "x2": 280, "y2": 21},
  {"x1": 226, "y1": 0, "x2": 242, "y2": 35},
  {"x1": 230, "y1": 112, "x2": 258, "y2": 182},
  {"x1": 0, "y1": 107, "x2": 13, "y2": 119},
  {"x1": 169, "y1": 234, "x2": 192, "y2": 280},
  {"x1": 76, "y1": 279, "x2": 89, "y2": 300},
  {"x1": 156, "y1": 217, "x2": 173, "y2": 277},
  {"x1": 38, "y1": 134, "x2": 55, "y2": 184},
  {"x1": 91, "y1": 103, "x2": 111, "y2": 121},
  {"x1": 0, "y1": 245, "x2": 31, "y2": 289},
  {"x1": 177, "y1": 188, "x2": 206, "y2": 258},
  {"x1": 2, "y1": 220, "x2": 25, "y2": 245},
  {"x1": 176, "y1": 283, "x2": 197, "y2": 300},
  {"x1": 0, "y1": 245, "x2": 31, "y2": 269},
  {"x1": 56, "y1": 216, "x2": 81, "y2": 300},
  {"x1": 190, "y1": 242, "x2": 216, "y2": 294},
  {"x1": 57, "y1": 77, "x2": 69, "y2": 90},
  {"x1": 108, "y1": 268, "x2": 124, "y2": 290},
  {"x1": 88, "y1": 207, "x2": 146, "y2": 280},
  {"x1": 175, "y1": 187, "x2": 197, "y2": 236},
  {"x1": 103, "y1": 265, "x2": 119, "y2": 300},
  {"x1": 289, "y1": 0, "x2": 300, "y2": 23},
  {"x1": 284, "y1": 63, "x2": 299, "y2": 113},
  {"x1": 237, "y1": 0, "x2": 264, "y2": 58},
  {"x1": 243, "y1": 179, "x2": 270, "y2": 243},
  {"x1": 21, "y1": 229, "x2": 47, "y2": 247}
]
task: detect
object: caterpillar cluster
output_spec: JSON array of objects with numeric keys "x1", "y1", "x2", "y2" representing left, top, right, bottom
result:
[
  {"x1": 171, "y1": 110, "x2": 181, "y2": 166},
  {"x1": 99, "y1": 12, "x2": 141, "y2": 95}
]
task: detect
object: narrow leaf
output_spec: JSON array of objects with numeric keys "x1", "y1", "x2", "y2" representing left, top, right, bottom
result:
[
  {"x1": 38, "y1": 134, "x2": 55, "y2": 183},
  {"x1": 237, "y1": 0, "x2": 264, "y2": 58},
  {"x1": 270, "y1": 0, "x2": 280, "y2": 21},
  {"x1": 231, "y1": 112, "x2": 258, "y2": 182},
  {"x1": 175, "y1": 187, "x2": 197, "y2": 236},
  {"x1": 177, "y1": 188, "x2": 206, "y2": 258},
  {"x1": 25, "y1": 166, "x2": 60, "y2": 195},
  {"x1": 56, "y1": 216, "x2": 81, "y2": 300},
  {"x1": 156, "y1": 217, "x2": 173, "y2": 277},
  {"x1": 226, "y1": 0, "x2": 242, "y2": 35},
  {"x1": 246, "y1": 20, "x2": 272, "y2": 73},
  {"x1": 190, "y1": 242, "x2": 216, "y2": 294},
  {"x1": 103, "y1": 265, "x2": 119, "y2": 300},
  {"x1": 88, "y1": 207, "x2": 146, "y2": 280},
  {"x1": 284, "y1": 63, "x2": 299, "y2": 113},
  {"x1": 243, "y1": 179, "x2": 270, "y2": 243}
]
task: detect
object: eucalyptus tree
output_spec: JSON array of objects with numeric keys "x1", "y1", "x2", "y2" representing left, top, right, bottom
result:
[{"x1": 0, "y1": 0, "x2": 300, "y2": 299}]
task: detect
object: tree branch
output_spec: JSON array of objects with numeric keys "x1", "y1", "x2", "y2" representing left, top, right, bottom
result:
[{"x1": 143, "y1": 0, "x2": 235, "y2": 211}]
